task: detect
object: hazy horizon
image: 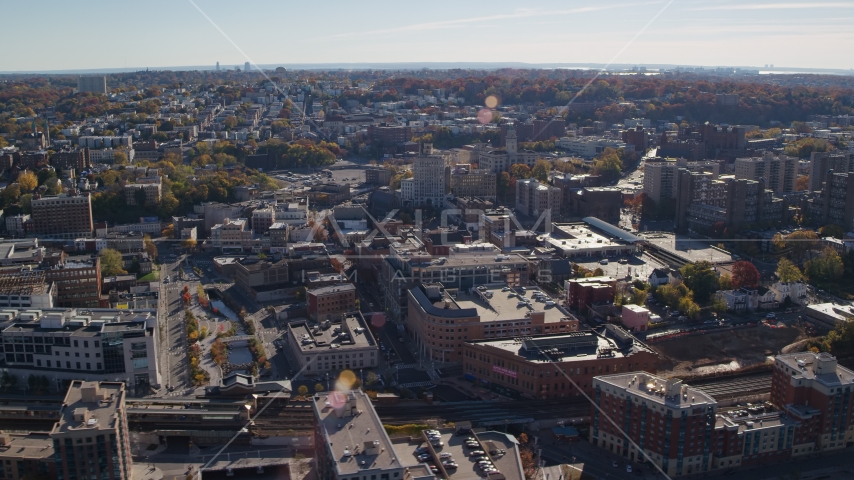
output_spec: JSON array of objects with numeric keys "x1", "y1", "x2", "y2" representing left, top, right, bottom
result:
[{"x1": 3, "y1": 0, "x2": 853, "y2": 73}]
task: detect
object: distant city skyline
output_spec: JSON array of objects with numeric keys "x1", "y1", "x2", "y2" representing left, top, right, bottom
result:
[{"x1": 2, "y1": 0, "x2": 853, "y2": 72}]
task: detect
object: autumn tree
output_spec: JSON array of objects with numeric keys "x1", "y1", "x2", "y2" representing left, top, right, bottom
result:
[
  {"x1": 796, "y1": 175, "x2": 809, "y2": 191},
  {"x1": 718, "y1": 273, "x2": 733, "y2": 290},
  {"x1": 773, "y1": 230, "x2": 819, "y2": 266},
  {"x1": 17, "y1": 171, "x2": 37, "y2": 192},
  {"x1": 297, "y1": 385, "x2": 309, "y2": 397},
  {"x1": 143, "y1": 235, "x2": 158, "y2": 261},
  {"x1": 776, "y1": 258, "x2": 803, "y2": 283},
  {"x1": 531, "y1": 159, "x2": 551, "y2": 182},
  {"x1": 99, "y1": 248, "x2": 126, "y2": 276},
  {"x1": 314, "y1": 383, "x2": 325, "y2": 392},
  {"x1": 509, "y1": 164, "x2": 532, "y2": 179},
  {"x1": 113, "y1": 151, "x2": 128, "y2": 165},
  {"x1": 731, "y1": 261, "x2": 760, "y2": 289},
  {"x1": 223, "y1": 116, "x2": 238, "y2": 130},
  {"x1": 181, "y1": 238, "x2": 197, "y2": 251}
]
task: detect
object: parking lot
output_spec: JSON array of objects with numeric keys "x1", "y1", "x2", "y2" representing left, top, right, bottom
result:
[
  {"x1": 641, "y1": 233, "x2": 732, "y2": 264},
  {"x1": 429, "y1": 431, "x2": 482, "y2": 480},
  {"x1": 572, "y1": 252, "x2": 667, "y2": 283}
]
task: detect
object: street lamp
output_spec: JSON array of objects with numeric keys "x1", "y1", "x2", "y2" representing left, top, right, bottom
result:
[{"x1": 326, "y1": 373, "x2": 330, "y2": 391}]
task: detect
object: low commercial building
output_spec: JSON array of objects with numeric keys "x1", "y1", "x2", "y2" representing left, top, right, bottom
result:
[
  {"x1": 287, "y1": 312, "x2": 379, "y2": 375},
  {"x1": 0, "y1": 433, "x2": 56, "y2": 479},
  {"x1": 0, "y1": 269, "x2": 56, "y2": 309},
  {"x1": 210, "y1": 218, "x2": 256, "y2": 253},
  {"x1": 0, "y1": 308, "x2": 161, "y2": 393},
  {"x1": 803, "y1": 302, "x2": 854, "y2": 328},
  {"x1": 407, "y1": 283, "x2": 579, "y2": 363},
  {"x1": 565, "y1": 276, "x2": 616, "y2": 314},
  {"x1": 547, "y1": 222, "x2": 639, "y2": 259},
  {"x1": 234, "y1": 256, "x2": 290, "y2": 302},
  {"x1": 463, "y1": 325, "x2": 657, "y2": 399},
  {"x1": 621, "y1": 304, "x2": 650, "y2": 332},
  {"x1": 307, "y1": 284, "x2": 356, "y2": 321}
]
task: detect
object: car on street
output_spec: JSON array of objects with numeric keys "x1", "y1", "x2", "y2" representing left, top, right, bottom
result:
[
  {"x1": 766, "y1": 312, "x2": 776, "y2": 319},
  {"x1": 626, "y1": 465, "x2": 633, "y2": 473},
  {"x1": 612, "y1": 461, "x2": 619, "y2": 468}
]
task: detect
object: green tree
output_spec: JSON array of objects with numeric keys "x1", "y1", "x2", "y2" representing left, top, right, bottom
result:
[
  {"x1": 591, "y1": 149, "x2": 623, "y2": 182},
  {"x1": 718, "y1": 273, "x2": 733, "y2": 290},
  {"x1": 365, "y1": 371, "x2": 379, "y2": 386},
  {"x1": 712, "y1": 297, "x2": 728, "y2": 313},
  {"x1": 223, "y1": 116, "x2": 238, "y2": 130},
  {"x1": 805, "y1": 247, "x2": 844, "y2": 282},
  {"x1": 819, "y1": 224, "x2": 844, "y2": 239},
  {"x1": 1, "y1": 184, "x2": 21, "y2": 207},
  {"x1": 19, "y1": 194, "x2": 33, "y2": 214},
  {"x1": 776, "y1": 258, "x2": 803, "y2": 283},
  {"x1": 99, "y1": 248, "x2": 127, "y2": 276},
  {"x1": 679, "y1": 261, "x2": 719, "y2": 304}
]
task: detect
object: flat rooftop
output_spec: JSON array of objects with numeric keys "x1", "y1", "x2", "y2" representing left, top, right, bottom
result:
[
  {"x1": 52, "y1": 381, "x2": 126, "y2": 435},
  {"x1": 596, "y1": 372, "x2": 716, "y2": 409},
  {"x1": 0, "y1": 270, "x2": 48, "y2": 295},
  {"x1": 313, "y1": 390, "x2": 400, "y2": 476},
  {"x1": 290, "y1": 313, "x2": 376, "y2": 353},
  {"x1": 640, "y1": 233, "x2": 732, "y2": 264},
  {"x1": 414, "y1": 285, "x2": 572, "y2": 324},
  {"x1": 0, "y1": 433, "x2": 54, "y2": 460},
  {"x1": 776, "y1": 352, "x2": 854, "y2": 388},
  {"x1": 467, "y1": 328, "x2": 653, "y2": 363}
]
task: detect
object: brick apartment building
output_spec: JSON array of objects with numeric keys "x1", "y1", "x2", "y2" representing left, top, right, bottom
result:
[
  {"x1": 50, "y1": 148, "x2": 91, "y2": 171},
  {"x1": 565, "y1": 276, "x2": 617, "y2": 314},
  {"x1": 43, "y1": 256, "x2": 102, "y2": 308},
  {"x1": 31, "y1": 194, "x2": 94, "y2": 239},
  {"x1": 368, "y1": 124, "x2": 412, "y2": 145},
  {"x1": 307, "y1": 283, "x2": 356, "y2": 321},
  {"x1": 589, "y1": 351, "x2": 854, "y2": 476},
  {"x1": 771, "y1": 352, "x2": 854, "y2": 451},
  {"x1": 462, "y1": 326, "x2": 657, "y2": 399}
]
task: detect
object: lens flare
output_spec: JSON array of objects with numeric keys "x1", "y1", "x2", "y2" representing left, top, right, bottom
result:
[
  {"x1": 328, "y1": 390, "x2": 347, "y2": 408},
  {"x1": 336, "y1": 370, "x2": 359, "y2": 391},
  {"x1": 484, "y1": 95, "x2": 499, "y2": 109},
  {"x1": 370, "y1": 312, "x2": 386, "y2": 328},
  {"x1": 477, "y1": 108, "x2": 493, "y2": 125}
]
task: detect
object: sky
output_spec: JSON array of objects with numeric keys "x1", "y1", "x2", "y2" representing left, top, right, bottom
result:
[{"x1": 3, "y1": 0, "x2": 854, "y2": 72}]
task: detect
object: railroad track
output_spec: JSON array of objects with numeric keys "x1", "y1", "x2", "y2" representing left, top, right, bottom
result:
[
  {"x1": 376, "y1": 399, "x2": 590, "y2": 425},
  {"x1": 690, "y1": 374, "x2": 772, "y2": 398}
]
